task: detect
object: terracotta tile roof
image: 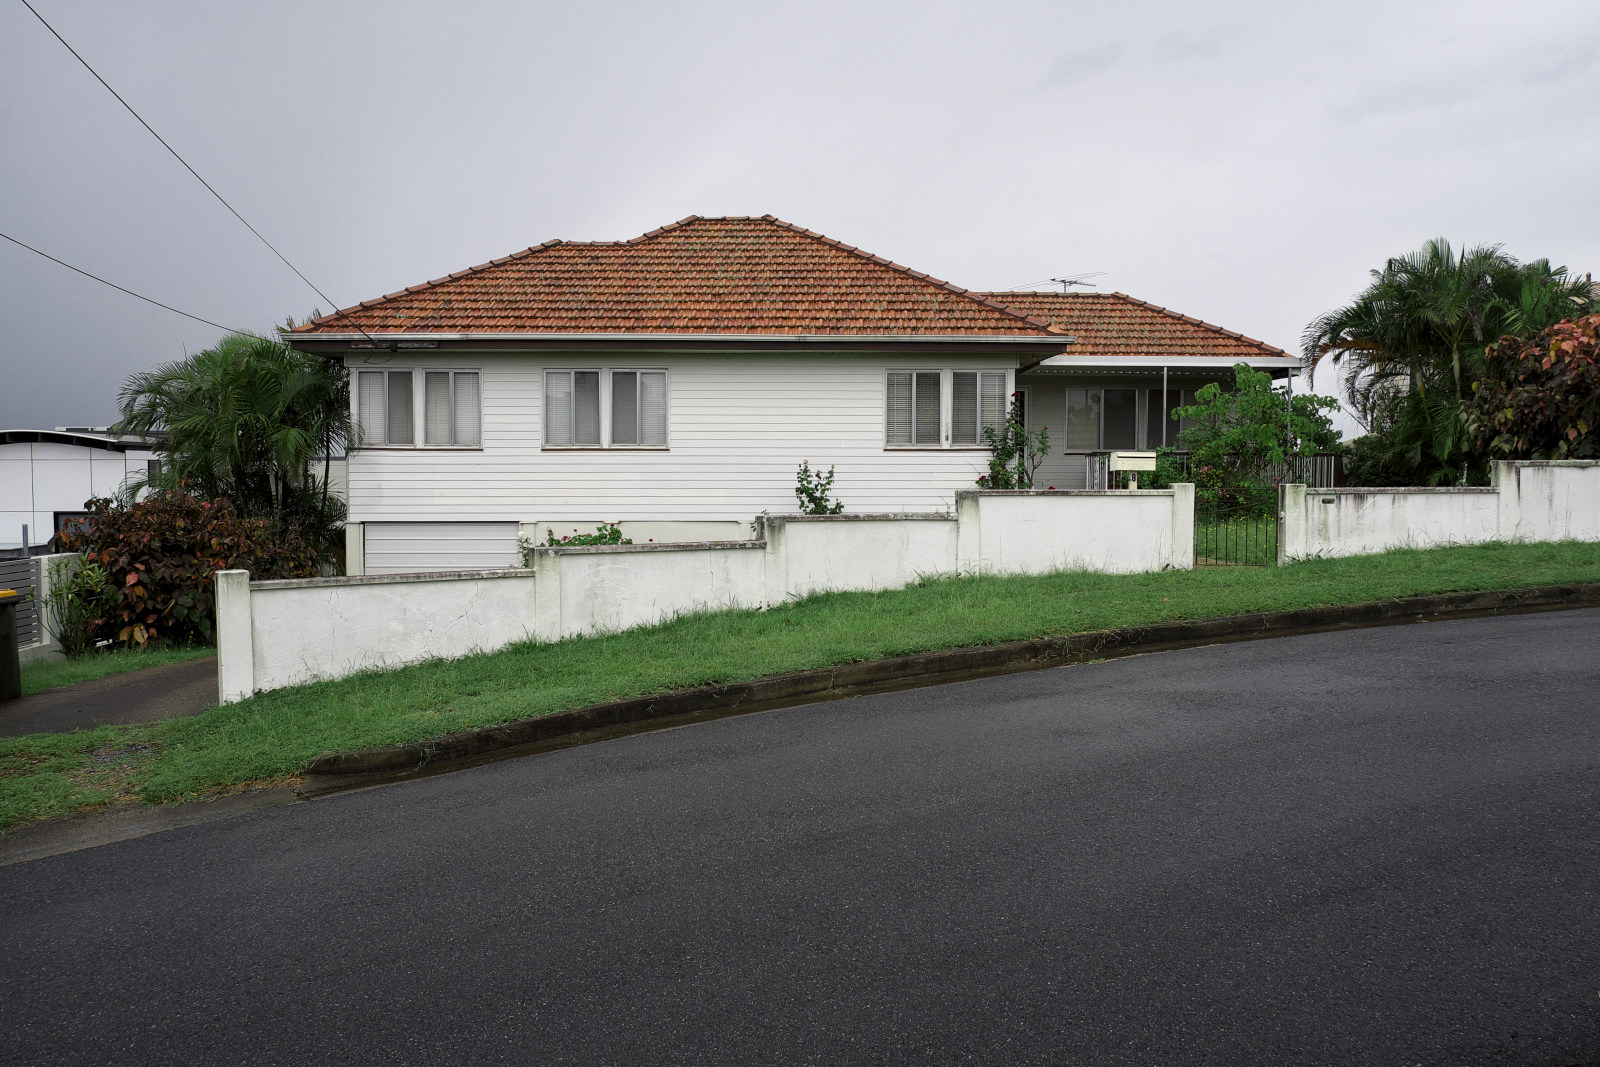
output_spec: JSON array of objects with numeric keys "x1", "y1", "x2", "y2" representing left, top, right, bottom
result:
[
  {"x1": 294, "y1": 216, "x2": 1061, "y2": 337},
  {"x1": 978, "y1": 291, "x2": 1287, "y2": 360}
]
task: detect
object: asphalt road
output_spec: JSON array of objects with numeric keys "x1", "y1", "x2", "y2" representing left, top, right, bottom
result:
[{"x1": 3, "y1": 609, "x2": 1599, "y2": 1066}]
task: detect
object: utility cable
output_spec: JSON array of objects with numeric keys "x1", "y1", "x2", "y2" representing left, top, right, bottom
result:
[
  {"x1": 17, "y1": 0, "x2": 374, "y2": 341},
  {"x1": 2, "y1": 231, "x2": 245, "y2": 333}
]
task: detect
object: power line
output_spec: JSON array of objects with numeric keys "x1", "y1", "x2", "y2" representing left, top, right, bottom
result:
[
  {"x1": 17, "y1": 0, "x2": 373, "y2": 342},
  {"x1": 2, "y1": 231, "x2": 245, "y2": 333}
]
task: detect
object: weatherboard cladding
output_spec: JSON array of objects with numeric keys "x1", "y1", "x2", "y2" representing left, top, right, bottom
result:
[
  {"x1": 984, "y1": 291, "x2": 1288, "y2": 362},
  {"x1": 292, "y1": 216, "x2": 1061, "y2": 338}
]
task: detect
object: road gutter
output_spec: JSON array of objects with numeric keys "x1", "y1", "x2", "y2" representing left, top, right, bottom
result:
[{"x1": 5, "y1": 582, "x2": 1598, "y2": 865}]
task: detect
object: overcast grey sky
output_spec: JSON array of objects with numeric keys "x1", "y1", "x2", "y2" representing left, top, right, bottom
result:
[{"x1": 3, "y1": 0, "x2": 1597, "y2": 433}]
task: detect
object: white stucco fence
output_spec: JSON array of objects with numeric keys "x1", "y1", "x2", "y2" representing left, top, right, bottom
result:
[
  {"x1": 217, "y1": 488, "x2": 1196, "y2": 701},
  {"x1": 1279, "y1": 461, "x2": 1600, "y2": 563}
]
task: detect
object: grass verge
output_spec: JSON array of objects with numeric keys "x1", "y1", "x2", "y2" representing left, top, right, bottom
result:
[
  {"x1": 3, "y1": 541, "x2": 1599, "y2": 833},
  {"x1": 20, "y1": 645, "x2": 216, "y2": 697}
]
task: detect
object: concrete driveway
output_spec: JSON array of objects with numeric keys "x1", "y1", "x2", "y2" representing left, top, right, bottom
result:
[
  {"x1": 2, "y1": 610, "x2": 1598, "y2": 1066},
  {"x1": 0, "y1": 655, "x2": 215, "y2": 736}
]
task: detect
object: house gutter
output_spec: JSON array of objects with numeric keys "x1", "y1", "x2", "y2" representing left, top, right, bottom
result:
[{"x1": 286, "y1": 331, "x2": 1076, "y2": 360}]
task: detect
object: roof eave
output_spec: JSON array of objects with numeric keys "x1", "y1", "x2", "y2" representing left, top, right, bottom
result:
[
  {"x1": 1025, "y1": 354, "x2": 1302, "y2": 372},
  {"x1": 288, "y1": 331, "x2": 1076, "y2": 358}
]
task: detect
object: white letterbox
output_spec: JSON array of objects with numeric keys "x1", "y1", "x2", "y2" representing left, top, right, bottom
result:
[{"x1": 1108, "y1": 451, "x2": 1157, "y2": 472}]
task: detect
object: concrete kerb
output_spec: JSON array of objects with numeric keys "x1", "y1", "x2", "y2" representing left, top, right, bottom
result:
[{"x1": 295, "y1": 581, "x2": 1600, "y2": 796}]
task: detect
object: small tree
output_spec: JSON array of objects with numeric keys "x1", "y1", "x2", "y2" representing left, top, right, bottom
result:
[
  {"x1": 1173, "y1": 364, "x2": 1341, "y2": 494},
  {"x1": 977, "y1": 395, "x2": 1050, "y2": 489},
  {"x1": 795, "y1": 462, "x2": 844, "y2": 514},
  {"x1": 1463, "y1": 313, "x2": 1600, "y2": 460}
]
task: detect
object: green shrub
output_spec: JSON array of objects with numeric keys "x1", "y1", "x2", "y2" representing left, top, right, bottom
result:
[
  {"x1": 795, "y1": 462, "x2": 845, "y2": 514},
  {"x1": 976, "y1": 395, "x2": 1049, "y2": 489},
  {"x1": 39, "y1": 559, "x2": 109, "y2": 658},
  {"x1": 1465, "y1": 313, "x2": 1600, "y2": 461},
  {"x1": 57, "y1": 491, "x2": 322, "y2": 648}
]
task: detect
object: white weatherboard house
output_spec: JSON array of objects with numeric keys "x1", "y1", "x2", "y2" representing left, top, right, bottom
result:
[{"x1": 287, "y1": 215, "x2": 1297, "y2": 575}]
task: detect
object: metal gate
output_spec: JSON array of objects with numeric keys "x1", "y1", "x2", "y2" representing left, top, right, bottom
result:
[{"x1": 1194, "y1": 487, "x2": 1278, "y2": 567}]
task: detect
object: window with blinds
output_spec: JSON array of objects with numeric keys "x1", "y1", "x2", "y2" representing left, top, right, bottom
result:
[
  {"x1": 611, "y1": 371, "x2": 668, "y2": 446},
  {"x1": 951, "y1": 371, "x2": 1008, "y2": 445},
  {"x1": 356, "y1": 369, "x2": 415, "y2": 446},
  {"x1": 423, "y1": 371, "x2": 481, "y2": 446},
  {"x1": 358, "y1": 369, "x2": 480, "y2": 447},
  {"x1": 886, "y1": 370, "x2": 942, "y2": 446},
  {"x1": 545, "y1": 370, "x2": 602, "y2": 446}
]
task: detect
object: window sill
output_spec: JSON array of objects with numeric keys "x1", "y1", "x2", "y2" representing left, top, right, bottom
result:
[
  {"x1": 354, "y1": 446, "x2": 484, "y2": 451},
  {"x1": 541, "y1": 446, "x2": 670, "y2": 451}
]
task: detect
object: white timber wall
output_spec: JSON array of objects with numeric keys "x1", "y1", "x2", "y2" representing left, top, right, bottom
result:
[
  {"x1": 343, "y1": 350, "x2": 1011, "y2": 530},
  {"x1": 1279, "y1": 461, "x2": 1600, "y2": 562},
  {"x1": 220, "y1": 489, "x2": 1193, "y2": 700}
]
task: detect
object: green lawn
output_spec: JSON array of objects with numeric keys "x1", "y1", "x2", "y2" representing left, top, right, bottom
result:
[
  {"x1": 3, "y1": 541, "x2": 1598, "y2": 833},
  {"x1": 20, "y1": 646, "x2": 216, "y2": 697}
]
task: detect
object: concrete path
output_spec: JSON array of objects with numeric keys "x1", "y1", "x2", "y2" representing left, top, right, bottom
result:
[
  {"x1": 0, "y1": 656, "x2": 216, "y2": 736},
  {"x1": 3, "y1": 611, "x2": 1599, "y2": 1066}
]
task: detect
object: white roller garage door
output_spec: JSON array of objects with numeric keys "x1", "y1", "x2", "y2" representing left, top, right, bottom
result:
[{"x1": 363, "y1": 522, "x2": 521, "y2": 575}]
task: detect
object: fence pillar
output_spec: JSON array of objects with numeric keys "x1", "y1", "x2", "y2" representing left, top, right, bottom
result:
[
  {"x1": 1491, "y1": 461, "x2": 1522, "y2": 540},
  {"x1": 954, "y1": 491, "x2": 982, "y2": 575},
  {"x1": 530, "y1": 548, "x2": 564, "y2": 643},
  {"x1": 1278, "y1": 484, "x2": 1307, "y2": 565},
  {"x1": 759, "y1": 515, "x2": 786, "y2": 607},
  {"x1": 215, "y1": 569, "x2": 255, "y2": 704},
  {"x1": 1170, "y1": 484, "x2": 1195, "y2": 570}
]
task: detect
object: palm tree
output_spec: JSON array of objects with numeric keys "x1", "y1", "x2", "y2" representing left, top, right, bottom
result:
[
  {"x1": 114, "y1": 331, "x2": 350, "y2": 545},
  {"x1": 1303, "y1": 239, "x2": 1596, "y2": 482}
]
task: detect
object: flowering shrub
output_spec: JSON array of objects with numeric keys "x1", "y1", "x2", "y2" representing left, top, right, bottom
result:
[
  {"x1": 544, "y1": 522, "x2": 632, "y2": 547},
  {"x1": 56, "y1": 491, "x2": 322, "y2": 648}
]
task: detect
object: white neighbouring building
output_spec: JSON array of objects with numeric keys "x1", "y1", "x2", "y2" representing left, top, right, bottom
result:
[
  {"x1": 286, "y1": 215, "x2": 1297, "y2": 575},
  {"x1": 0, "y1": 428, "x2": 159, "y2": 552}
]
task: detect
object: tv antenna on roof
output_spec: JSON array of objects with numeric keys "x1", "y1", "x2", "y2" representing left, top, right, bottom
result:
[{"x1": 1049, "y1": 272, "x2": 1106, "y2": 292}]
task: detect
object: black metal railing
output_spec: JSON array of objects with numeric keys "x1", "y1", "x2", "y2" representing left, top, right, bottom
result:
[{"x1": 1194, "y1": 487, "x2": 1279, "y2": 567}]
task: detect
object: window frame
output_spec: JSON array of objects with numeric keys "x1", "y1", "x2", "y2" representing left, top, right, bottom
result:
[
  {"x1": 354, "y1": 367, "x2": 484, "y2": 450},
  {"x1": 542, "y1": 366, "x2": 672, "y2": 451},
  {"x1": 949, "y1": 370, "x2": 1010, "y2": 449},
  {"x1": 423, "y1": 369, "x2": 483, "y2": 448},
  {"x1": 608, "y1": 368, "x2": 671, "y2": 449},
  {"x1": 886, "y1": 368, "x2": 1012, "y2": 450}
]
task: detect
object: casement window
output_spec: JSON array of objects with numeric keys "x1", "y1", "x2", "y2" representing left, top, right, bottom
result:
[
  {"x1": 357, "y1": 369, "x2": 480, "y2": 448},
  {"x1": 610, "y1": 370, "x2": 668, "y2": 446},
  {"x1": 951, "y1": 371, "x2": 1008, "y2": 445},
  {"x1": 544, "y1": 370, "x2": 602, "y2": 446},
  {"x1": 424, "y1": 371, "x2": 481, "y2": 446},
  {"x1": 886, "y1": 370, "x2": 943, "y2": 446}
]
